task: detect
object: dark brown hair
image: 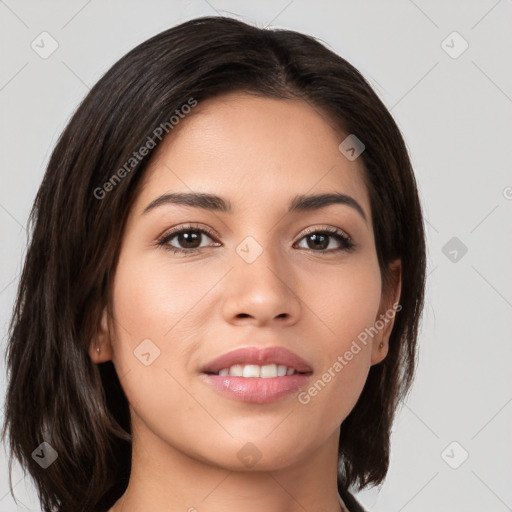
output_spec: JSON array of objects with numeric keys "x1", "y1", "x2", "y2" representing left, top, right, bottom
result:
[{"x1": 1, "y1": 15, "x2": 426, "y2": 512}]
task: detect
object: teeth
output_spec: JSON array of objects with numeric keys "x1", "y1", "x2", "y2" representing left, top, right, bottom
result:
[
  {"x1": 230, "y1": 364, "x2": 244, "y2": 377},
  {"x1": 243, "y1": 364, "x2": 260, "y2": 378},
  {"x1": 277, "y1": 364, "x2": 287, "y2": 376},
  {"x1": 260, "y1": 364, "x2": 277, "y2": 378},
  {"x1": 216, "y1": 363, "x2": 297, "y2": 377}
]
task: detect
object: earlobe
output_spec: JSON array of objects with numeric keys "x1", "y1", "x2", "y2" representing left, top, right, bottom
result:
[{"x1": 371, "y1": 337, "x2": 389, "y2": 365}]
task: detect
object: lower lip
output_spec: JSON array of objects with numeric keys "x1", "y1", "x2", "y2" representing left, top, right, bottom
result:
[{"x1": 202, "y1": 373, "x2": 312, "y2": 403}]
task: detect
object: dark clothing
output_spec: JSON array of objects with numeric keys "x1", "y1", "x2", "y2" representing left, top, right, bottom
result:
[{"x1": 339, "y1": 485, "x2": 367, "y2": 512}]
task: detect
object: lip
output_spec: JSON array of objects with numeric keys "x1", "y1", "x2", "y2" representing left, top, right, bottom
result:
[
  {"x1": 200, "y1": 346, "x2": 313, "y2": 404},
  {"x1": 201, "y1": 346, "x2": 313, "y2": 374},
  {"x1": 202, "y1": 374, "x2": 312, "y2": 403}
]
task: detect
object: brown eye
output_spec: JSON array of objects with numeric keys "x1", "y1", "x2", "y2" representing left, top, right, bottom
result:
[
  {"x1": 158, "y1": 225, "x2": 220, "y2": 254},
  {"x1": 171, "y1": 230, "x2": 203, "y2": 249},
  {"x1": 295, "y1": 228, "x2": 355, "y2": 253}
]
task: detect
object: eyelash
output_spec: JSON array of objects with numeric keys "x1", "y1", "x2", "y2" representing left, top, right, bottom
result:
[{"x1": 156, "y1": 223, "x2": 355, "y2": 255}]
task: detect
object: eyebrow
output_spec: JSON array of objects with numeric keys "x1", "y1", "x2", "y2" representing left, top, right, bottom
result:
[{"x1": 143, "y1": 191, "x2": 367, "y2": 222}]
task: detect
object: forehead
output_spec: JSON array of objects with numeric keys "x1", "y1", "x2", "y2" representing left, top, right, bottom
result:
[{"x1": 136, "y1": 92, "x2": 371, "y2": 217}]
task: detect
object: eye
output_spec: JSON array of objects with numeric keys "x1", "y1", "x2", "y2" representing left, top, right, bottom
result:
[
  {"x1": 156, "y1": 224, "x2": 355, "y2": 256},
  {"x1": 294, "y1": 226, "x2": 355, "y2": 253},
  {"x1": 157, "y1": 224, "x2": 220, "y2": 255}
]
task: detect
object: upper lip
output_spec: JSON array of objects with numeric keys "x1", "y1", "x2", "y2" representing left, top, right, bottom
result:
[{"x1": 201, "y1": 346, "x2": 313, "y2": 374}]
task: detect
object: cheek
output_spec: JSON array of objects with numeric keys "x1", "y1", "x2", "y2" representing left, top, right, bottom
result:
[
  {"x1": 303, "y1": 252, "x2": 382, "y2": 350},
  {"x1": 108, "y1": 250, "x2": 228, "y2": 411},
  {"x1": 107, "y1": 252, "x2": 182, "y2": 389},
  {"x1": 110, "y1": 250, "x2": 215, "y2": 346},
  {"x1": 295, "y1": 256, "x2": 382, "y2": 418},
  {"x1": 108, "y1": 253, "x2": 213, "y2": 446}
]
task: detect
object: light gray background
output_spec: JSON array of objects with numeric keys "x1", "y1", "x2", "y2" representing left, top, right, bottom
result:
[{"x1": 1, "y1": 1, "x2": 511, "y2": 511}]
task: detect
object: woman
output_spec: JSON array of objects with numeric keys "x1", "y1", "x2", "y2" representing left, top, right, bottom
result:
[{"x1": 2, "y1": 15, "x2": 426, "y2": 512}]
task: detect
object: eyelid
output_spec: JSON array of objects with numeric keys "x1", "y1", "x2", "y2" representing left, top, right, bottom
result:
[
  {"x1": 298, "y1": 224, "x2": 352, "y2": 241},
  {"x1": 157, "y1": 222, "x2": 220, "y2": 242}
]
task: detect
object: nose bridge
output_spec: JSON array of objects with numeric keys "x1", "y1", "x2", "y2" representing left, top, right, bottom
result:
[{"x1": 222, "y1": 231, "x2": 301, "y2": 325}]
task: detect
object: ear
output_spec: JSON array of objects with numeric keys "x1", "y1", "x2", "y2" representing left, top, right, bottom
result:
[
  {"x1": 89, "y1": 307, "x2": 114, "y2": 363},
  {"x1": 370, "y1": 259, "x2": 402, "y2": 366}
]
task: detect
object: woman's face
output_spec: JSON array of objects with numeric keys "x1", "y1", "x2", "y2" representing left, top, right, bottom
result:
[{"x1": 94, "y1": 92, "x2": 400, "y2": 471}]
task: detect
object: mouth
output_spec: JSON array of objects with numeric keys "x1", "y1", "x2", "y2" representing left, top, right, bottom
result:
[
  {"x1": 201, "y1": 345, "x2": 313, "y2": 374},
  {"x1": 200, "y1": 346, "x2": 313, "y2": 403},
  {"x1": 203, "y1": 364, "x2": 310, "y2": 378}
]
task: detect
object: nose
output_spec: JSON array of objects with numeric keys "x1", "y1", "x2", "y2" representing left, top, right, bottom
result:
[{"x1": 221, "y1": 240, "x2": 302, "y2": 327}]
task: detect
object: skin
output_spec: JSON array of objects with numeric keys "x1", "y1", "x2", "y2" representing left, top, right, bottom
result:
[{"x1": 90, "y1": 92, "x2": 401, "y2": 512}]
